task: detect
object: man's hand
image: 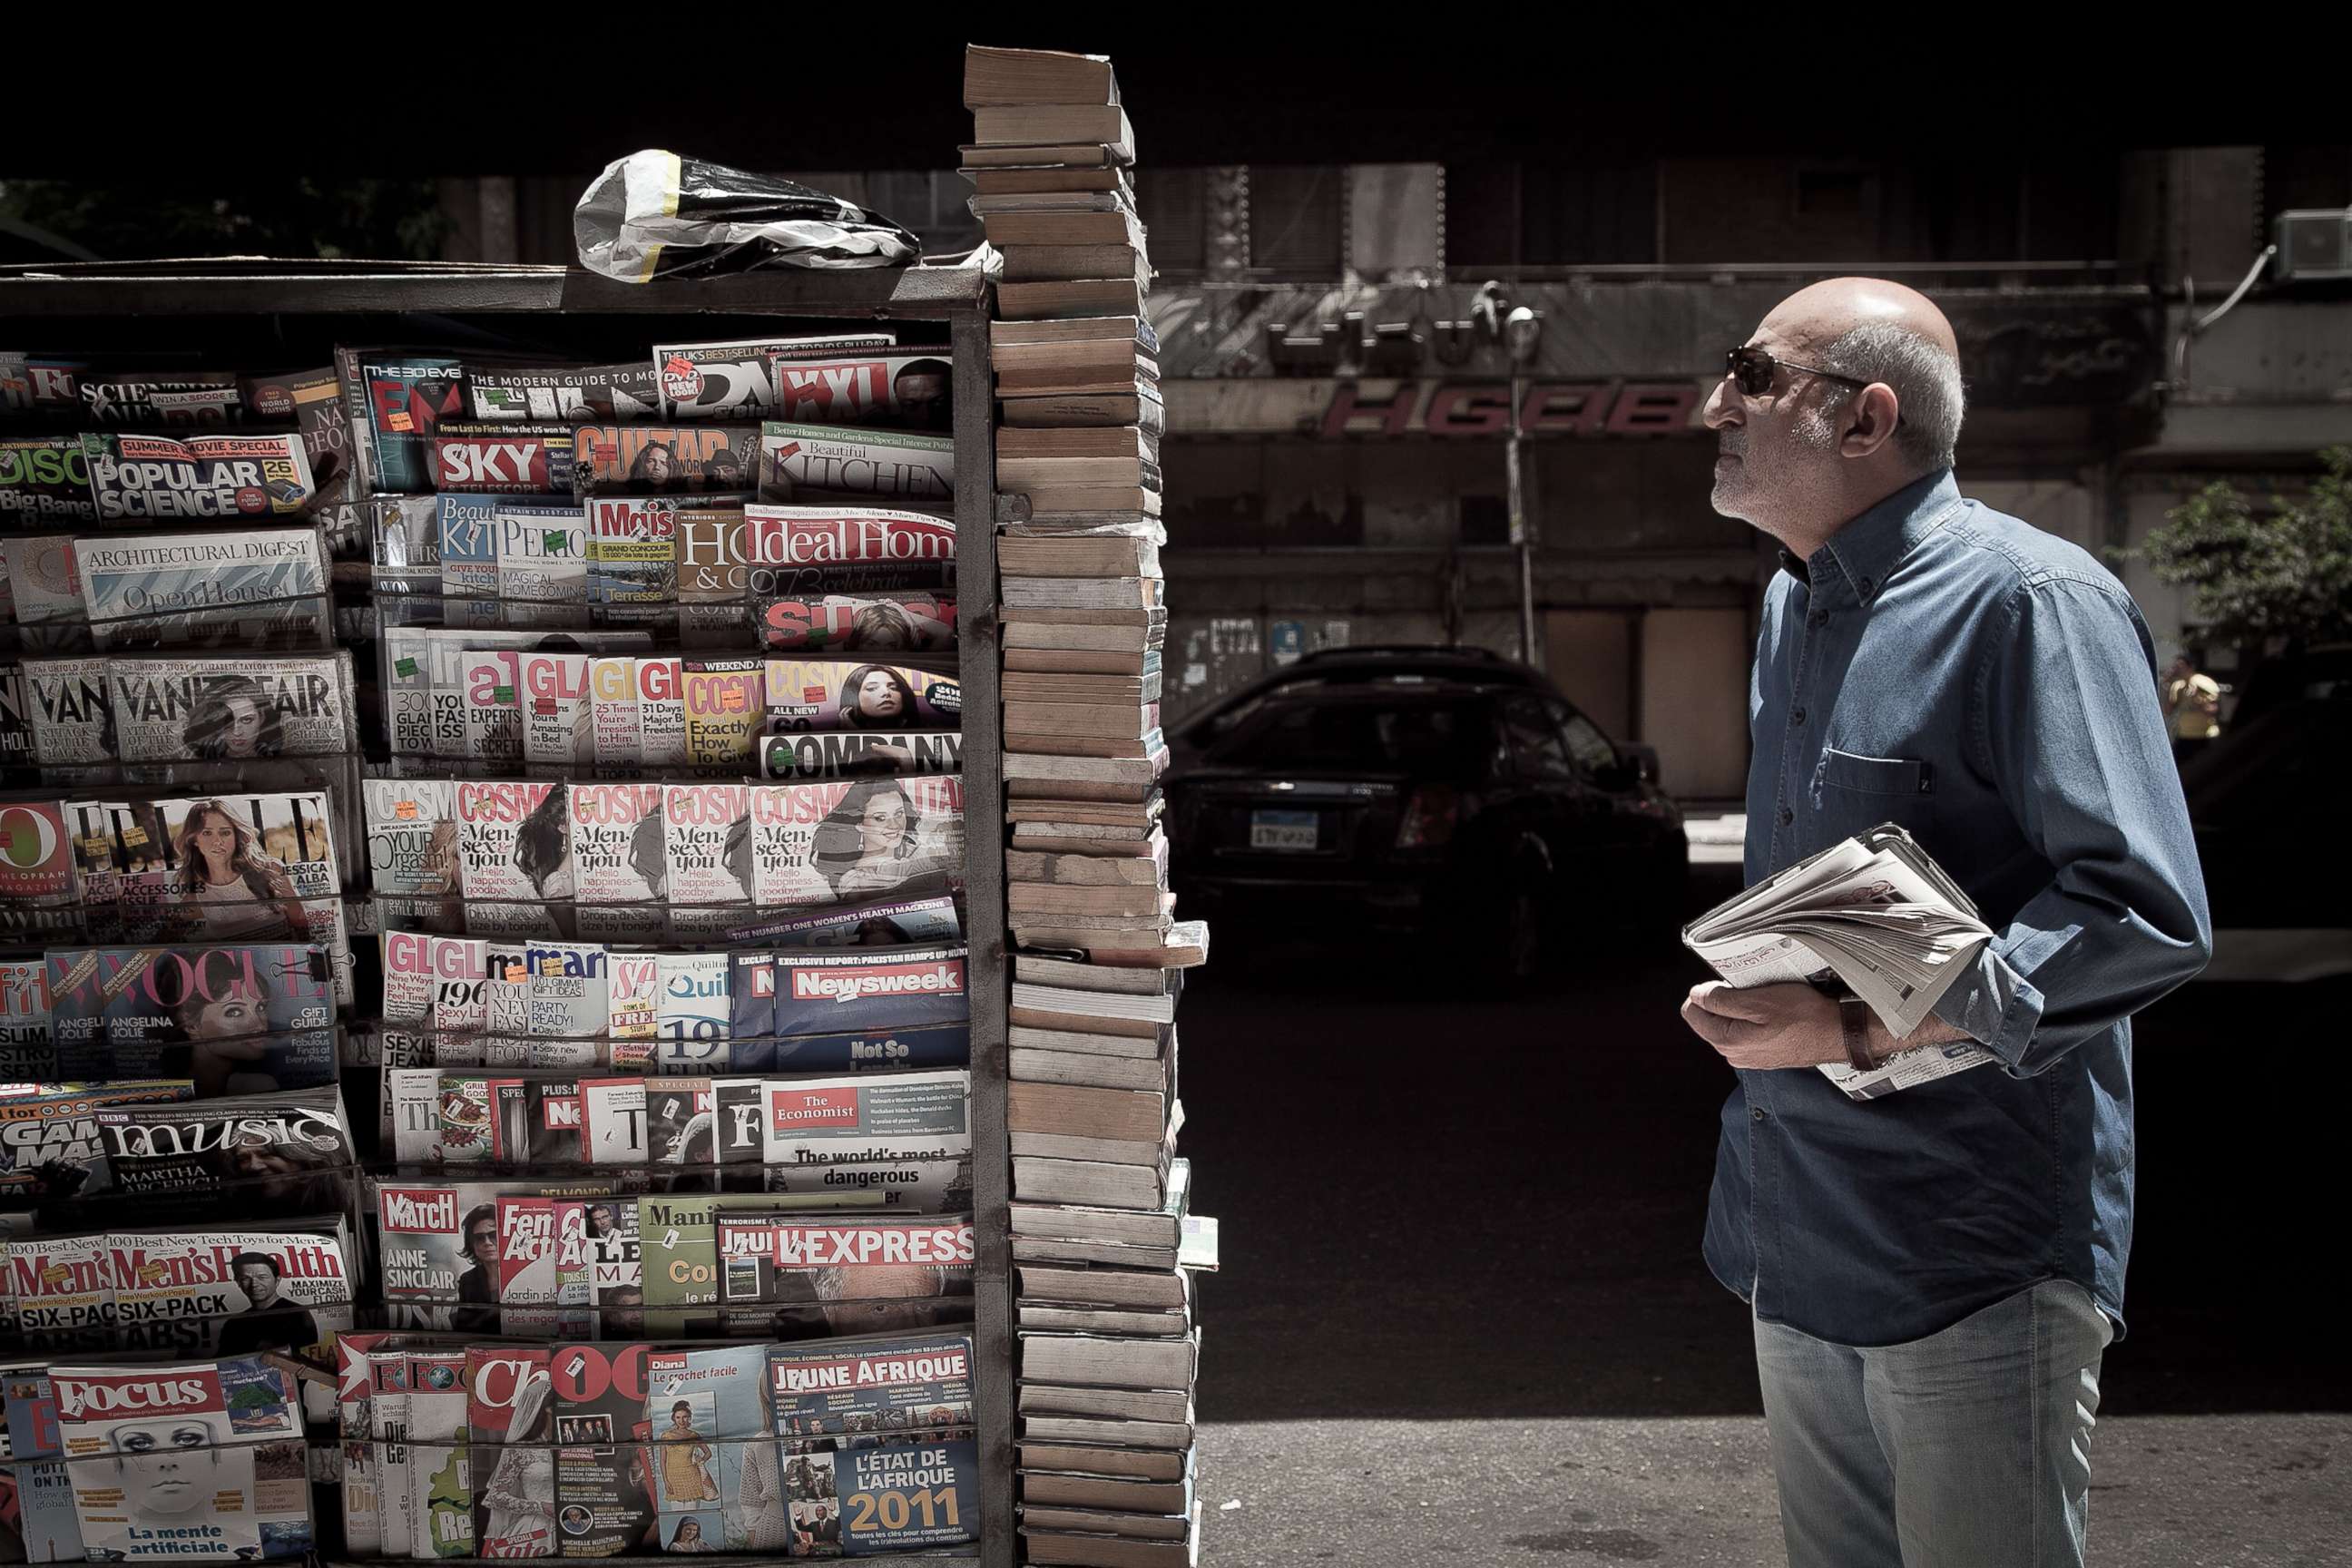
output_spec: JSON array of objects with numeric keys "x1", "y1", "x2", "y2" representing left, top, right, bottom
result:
[{"x1": 1681, "y1": 981, "x2": 1848, "y2": 1070}]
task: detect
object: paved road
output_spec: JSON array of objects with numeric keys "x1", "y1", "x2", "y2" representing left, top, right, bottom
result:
[{"x1": 1171, "y1": 868, "x2": 2348, "y2": 1556}]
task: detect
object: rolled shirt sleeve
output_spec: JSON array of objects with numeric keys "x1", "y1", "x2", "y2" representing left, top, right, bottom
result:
[{"x1": 1932, "y1": 574, "x2": 2213, "y2": 1074}]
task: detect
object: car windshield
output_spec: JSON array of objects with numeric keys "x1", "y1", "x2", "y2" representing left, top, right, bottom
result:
[{"x1": 1208, "y1": 698, "x2": 1487, "y2": 773}]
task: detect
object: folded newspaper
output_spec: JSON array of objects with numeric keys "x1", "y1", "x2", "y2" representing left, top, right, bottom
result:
[{"x1": 1682, "y1": 823, "x2": 1999, "y2": 1100}]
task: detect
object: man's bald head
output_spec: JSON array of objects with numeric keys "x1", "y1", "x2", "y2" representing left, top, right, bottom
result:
[
  {"x1": 1759, "y1": 278, "x2": 1966, "y2": 475},
  {"x1": 1760, "y1": 278, "x2": 1958, "y2": 360}
]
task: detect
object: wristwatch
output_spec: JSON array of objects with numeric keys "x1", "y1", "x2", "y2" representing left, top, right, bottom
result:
[{"x1": 1838, "y1": 995, "x2": 1877, "y2": 1072}]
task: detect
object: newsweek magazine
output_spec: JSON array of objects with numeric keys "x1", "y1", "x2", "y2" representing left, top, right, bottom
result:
[
  {"x1": 0, "y1": 1082, "x2": 191, "y2": 1210},
  {"x1": 766, "y1": 1331, "x2": 977, "y2": 1555},
  {"x1": 763, "y1": 950, "x2": 972, "y2": 1078},
  {"x1": 0, "y1": 435, "x2": 98, "y2": 525},
  {"x1": 673, "y1": 505, "x2": 750, "y2": 646},
  {"x1": 469, "y1": 364, "x2": 662, "y2": 426},
  {"x1": 588, "y1": 656, "x2": 689, "y2": 773},
  {"x1": 4, "y1": 1369, "x2": 84, "y2": 1561},
  {"x1": 365, "y1": 779, "x2": 464, "y2": 933},
  {"x1": 569, "y1": 785, "x2": 667, "y2": 943},
  {"x1": 662, "y1": 785, "x2": 754, "y2": 939},
  {"x1": 43, "y1": 942, "x2": 336, "y2": 1094},
  {"x1": 744, "y1": 1071, "x2": 971, "y2": 1209},
  {"x1": 0, "y1": 956, "x2": 51, "y2": 1080},
  {"x1": 759, "y1": 593, "x2": 956, "y2": 656},
  {"x1": 456, "y1": 780, "x2": 573, "y2": 939},
  {"x1": 748, "y1": 777, "x2": 965, "y2": 913},
  {"x1": 719, "y1": 1213, "x2": 975, "y2": 1318},
  {"x1": 89, "y1": 1086, "x2": 355, "y2": 1224},
  {"x1": 48, "y1": 1355, "x2": 309, "y2": 1561},
  {"x1": 465, "y1": 1344, "x2": 556, "y2": 1558},
  {"x1": 757, "y1": 426, "x2": 954, "y2": 511},
  {"x1": 763, "y1": 658, "x2": 961, "y2": 732},
  {"x1": 406, "y1": 1348, "x2": 475, "y2": 1558},
  {"x1": 584, "y1": 498, "x2": 679, "y2": 625},
  {"x1": 109, "y1": 652, "x2": 360, "y2": 763},
  {"x1": 433, "y1": 424, "x2": 577, "y2": 495},
  {"x1": 78, "y1": 432, "x2": 316, "y2": 521},
  {"x1": 681, "y1": 660, "x2": 763, "y2": 770},
  {"x1": 339, "y1": 349, "x2": 467, "y2": 495},
  {"x1": 760, "y1": 729, "x2": 963, "y2": 781},
  {"x1": 766, "y1": 346, "x2": 954, "y2": 433},
  {"x1": 547, "y1": 1341, "x2": 656, "y2": 1557},
  {"x1": 72, "y1": 528, "x2": 328, "y2": 651},
  {"x1": 103, "y1": 1223, "x2": 354, "y2": 1365},
  {"x1": 653, "y1": 334, "x2": 894, "y2": 422},
  {"x1": 19, "y1": 655, "x2": 113, "y2": 769},
  {"x1": 571, "y1": 426, "x2": 759, "y2": 498},
  {"x1": 642, "y1": 1343, "x2": 777, "y2": 1552}
]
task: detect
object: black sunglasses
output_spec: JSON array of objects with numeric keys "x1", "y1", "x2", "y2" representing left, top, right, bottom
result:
[{"x1": 1724, "y1": 345, "x2": 1873, "y2": 399}]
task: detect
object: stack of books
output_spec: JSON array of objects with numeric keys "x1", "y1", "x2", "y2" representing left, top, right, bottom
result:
[{"x1": 967, "y1": 43, "x2": 1212, "y2": 1568}]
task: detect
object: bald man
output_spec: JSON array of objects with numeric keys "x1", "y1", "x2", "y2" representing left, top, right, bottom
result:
[{"x1": 1686, "y1": 279, "x2": 2210, "y2": 1568}]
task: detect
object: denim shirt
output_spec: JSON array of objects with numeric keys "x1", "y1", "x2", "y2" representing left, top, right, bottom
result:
[{"x1": 1703, "y1": 469, "x2": 2211, "y2": 1347}]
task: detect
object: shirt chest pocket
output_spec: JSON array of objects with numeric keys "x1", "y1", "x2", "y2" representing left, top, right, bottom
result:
[{"x1": 1810, "y1": 747, "x2": 1937, "y2": 834}]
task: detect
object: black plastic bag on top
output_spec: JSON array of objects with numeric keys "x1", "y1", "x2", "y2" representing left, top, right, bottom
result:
[{"x1": 575, "y1": 151, "x2": 920, "y2": 283}]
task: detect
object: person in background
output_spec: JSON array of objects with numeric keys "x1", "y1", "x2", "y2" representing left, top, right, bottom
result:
[
  {"x1": 1685, "y1": 277, "x2": 2211, "y2": 1568},
  {"x1": 2161, "y1": 654, "x2": 2224, "y2": 759}
]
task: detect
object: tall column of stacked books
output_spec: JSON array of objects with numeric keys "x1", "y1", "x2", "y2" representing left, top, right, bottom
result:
[{"x1": 965, "y1": 44, "x2": 1217, "y2": 1568}]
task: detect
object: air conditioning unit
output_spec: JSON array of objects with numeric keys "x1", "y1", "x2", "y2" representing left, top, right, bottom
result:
[{"x1": 2273, "y1": 210, "x2": 2352, "y2": 282}]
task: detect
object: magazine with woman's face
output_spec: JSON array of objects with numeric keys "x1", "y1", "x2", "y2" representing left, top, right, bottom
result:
[{"x1": 748, "y1": 777, "x2": 964, "y2": 913}]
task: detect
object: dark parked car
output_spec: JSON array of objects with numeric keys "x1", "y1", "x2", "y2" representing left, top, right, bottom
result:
[{"x1": 1165, "y1": 649, "x2": 1686, "y2": 976}]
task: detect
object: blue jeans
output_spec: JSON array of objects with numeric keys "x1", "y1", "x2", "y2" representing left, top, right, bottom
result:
[{"x1": 1753, "y1": 1280, "x2": 2113, "y2": 1567}]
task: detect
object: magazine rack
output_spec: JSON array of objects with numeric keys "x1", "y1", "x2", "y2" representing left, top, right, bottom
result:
[{"x1": 0, "y1": 258, "x2": 1014, "y2": 1568}]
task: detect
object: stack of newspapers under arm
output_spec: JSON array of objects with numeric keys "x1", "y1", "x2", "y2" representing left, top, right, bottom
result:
[{"x1": 1682, "y1": 823, "x2": 2000, "y2": 1101}]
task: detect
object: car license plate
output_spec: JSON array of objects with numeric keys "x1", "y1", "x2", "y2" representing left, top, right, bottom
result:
[{"x1": 1250, "y1": 808, "x2": 1318, "y2": 851}]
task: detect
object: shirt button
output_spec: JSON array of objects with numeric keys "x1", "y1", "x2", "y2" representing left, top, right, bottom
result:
[
  {"x1": 1789, "y1": 708, "x2": 1806, "y2": 726},
  {"x1": 1858, "y1": 578, "x2": 1876, "y2": 596},
  {"x1": 1778, "y1": 806, "x2": 1794, "y2": 826},
  {"x1": 1751, "y1": 1108, "x2": 1768, "y2": 1122},
  {"x1": 1808, "y1": 611, "x2": 1828, "y2": 628}
]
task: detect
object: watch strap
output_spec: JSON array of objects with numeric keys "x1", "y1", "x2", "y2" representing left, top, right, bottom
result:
[{"x1": 1839, "y1": 995, "x2": 1877, "y2": 1072}]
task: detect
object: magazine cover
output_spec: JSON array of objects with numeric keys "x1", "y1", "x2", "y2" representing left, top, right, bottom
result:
[
  {"x1": 585, "y1": 498, "x2": 679, "y2": 624},
  {"x1": 433, "y1": 424, "x2": 576, "y2": 495},
  {"x1": 0, "y1": 435, "x2": 98, "y2": 525},
  {"x1": 436, "y1": 495, "x2": 502, "y2": 607},
  {"x1": 655, "y1": 954, "x2": 730, "y2": 1068},
  {"x1": 766, "y1": 347, "x2": 954, "y2": 432},
  {"x1": 767, "y1": 1332, "x2": 976, "y2": 1555},
  {"x1": 372, "y1": 495, "x2": 444, "y2": 595},
  {"x1": 3, "y1": 532, "x2": 87, "y2": 637},
  {"x1": 91, "y1": 1086, "x2": 354, "y2": 1222},
  {"x1": 642, "y1": 1078, "x2": 710, "y2": 1169},
  {"x1": 103, "y1": 1224, "x2": 352, "y2": 1363},
  {"x1": 3, "y1": 1370, "x2": 85, "y2": 1562},
  {"x1": 79, "y1": 432, "x2": 315, "y2": 520},
  {"x1": 757, "y1": 426, "x2": 953, "y2": 511},
  {"x1": 69, "y1": 798, "x2": 131, "y2": 946},
  {"x1": 572, "y1": 426, "x2": 759, "y2": 497},
  {"x1": 381, "y1": 932, "x2": 487, "y2": 1033},
  {"x1": 744, "y1": 509, "x2": 956, "y2": 586},
  {"x1": 74, "y1": 528, "x2": 328, "y2": 629},
  {"x1": 654, "y1": 334, "x2": 893, "y2": 421},
  {"x1": 337, "y1": 1336, "x2": 383, "y2": 1554},
  {"x1": 44, "y1": 941, "x2": 335, "y2": 1094},
  {"x1": 372, "y1": 1353, "x2": 415, "y2": 1556},
  {"x1": 0, "y1": 1081, "x2": 191, "y2": 1209},
  {"x1": 467, "y1": 1346, "x2": 556, "y2": 1558},
  {"x1": 494, "y1": 499, "x2": 591, "y2": 615},
  {"x1": 659, "y1": 784, "x2": 753, "y2": 938},
  {"x1": 763, "y1": 659, "x2": 961, "y2": 733},
  {"x1": 676, "y1": 660, "x2": 761, "y2": 770},
  {"x1": 636, "y1": 1194, "x2": 720, "y2": 1335},
  {"x1": 642, "y1": 1344, "x2": 774, "y2": 1553},
  {"x1": 21, "y1": 655, "x2": 113, "y2": 768},
  {"x1": 581, "y1": 1079, "x2": 648, "y2": 1168},
  {"x1": 469, "y1": 365, "x2": 661, "y2": 426},
  {"x1": 376, "y1": 1181, "x2": 591, "y2": 1329},
  {"x1": 749, "y1": 777, "x2": 965, "y2": 912},
  {"x1": 456, "y1": 780, "x2": 573, "y2": 937},
  {"x1": 720, "y1": 1214, "x2": 975, "y2": 1322},
  {"x1": 588, "y1": 656, "x2": 688, "y2": 773},
  {"x1": 759, "y1": 729, "x2": 963, "y2": 782},
  {"x1": 75, "y1": 372, "x2": 241, "y2": 428},
  {"x1": 461, "y1": 651, "x2": 530, "y2": 762},
  {"x1": 111, "y1": 652, "x2": 358, "y2": 762},
  {"x1": 595, "y1": 956, "x2": 652, "y2": 1060},
  {"x1": 516, "y1": 652, "x2": 594, "y2": 769},
  {"x1": 747, "y1": 1071, "x2": 971, "y2": 1210},
  {"x1": 413, "y1": 629, "x2": 656, "y2": 760},
  {"x1": 528, "y1": 942, "x2": 611, "y2": 1042},
  {"x1": 759, "y1": 593, "x2": 956, "y2": 655},
  {"x1": 497, "y1": 1196, "x2": 589, "y2": 1308},
  {"x1": 365, "y1": 778, "x2": 465, "y2": 931},
  {"x1": 575, "y1": 1197, "x2": 642, "y2": 1335},
  {"x1": 0, "y1": 956, "x2": 52, "y2": 1080},
  {"x1": 727, "y1": 896, "x2": 963, "y2": 952},
  {"x1": 0, "y1": 661, "x2": 34, "y2": 769},
  {"x1": 0, "y1": 800, "x2": 83, "y2": 944},
  {"x1": 6, "y1": 1231, "x2": 116, "y2": 1348},
  {"x1": 112, "y1": 791, "x2": 342, "y2": 950},
  {"x1": 407, "y1": 1349, "x2": 475, "y2": 1559},
  {"x1": 547, "y1": 1343, "x2": 655, "y2": 1558},
  {"x1": 49, "y1": 1355, "x2": 309, "y2": 1561},
  {"x1": 245, "y1": 366, "x2": 355, "y2": 505},
  {"x1": 671, "y1": 505, "x2": 750, "y2": 647},
  {"x1": 570, "y1": 785, "x2": 668, "y2": 942},
  {"x1": 342, "y1": 350, "x2": 466, "y2": 495}
]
